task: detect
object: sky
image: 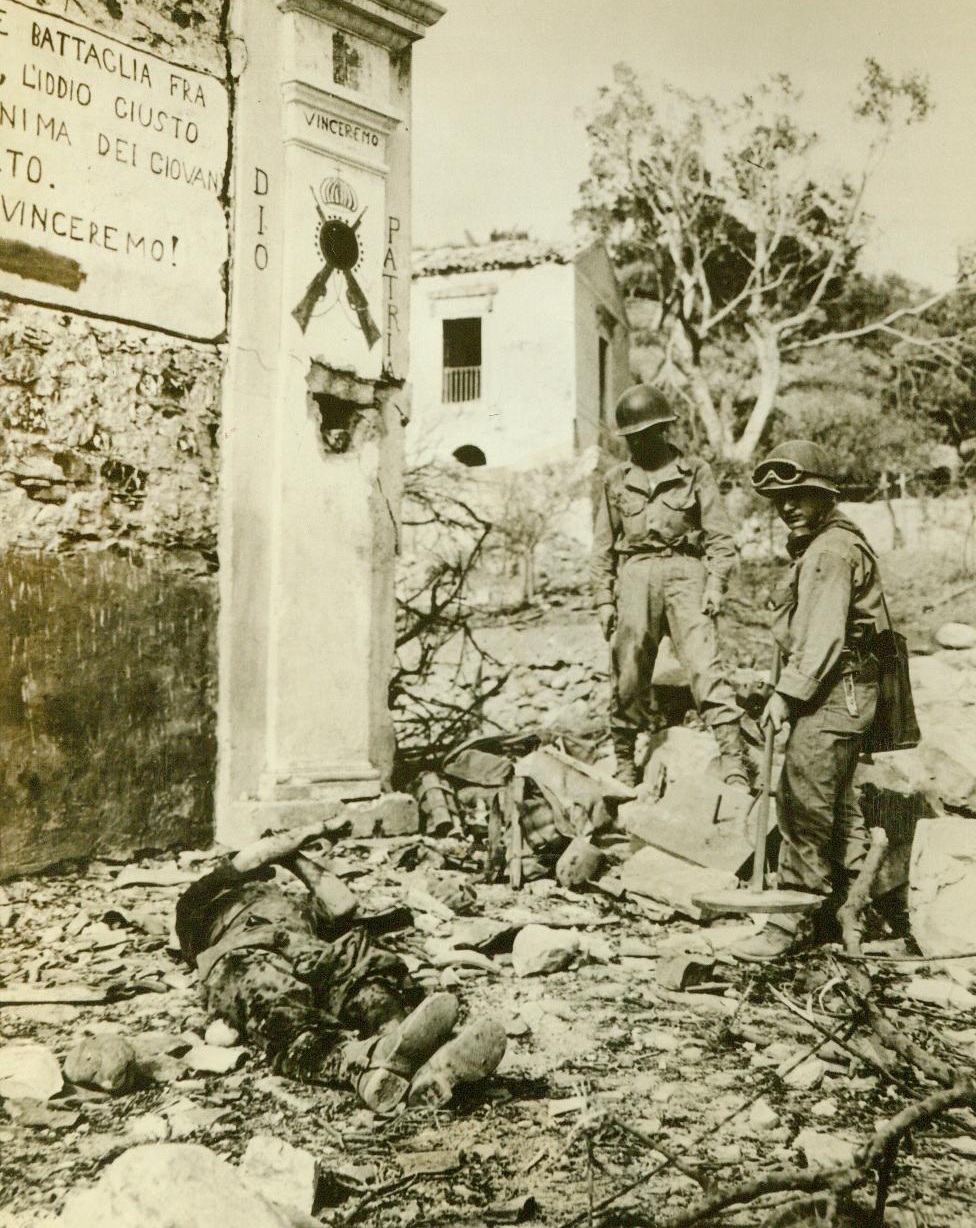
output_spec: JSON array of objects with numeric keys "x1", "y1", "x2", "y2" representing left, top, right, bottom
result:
[{"x1": 411, "y1": 0, "x2": 976, "y2": 290}]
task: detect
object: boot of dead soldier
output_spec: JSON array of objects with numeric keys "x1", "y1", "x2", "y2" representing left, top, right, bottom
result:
[
  {"x1": 610, "y1": 728, "x2": 639, "y2": 789},
  {"x1": 340, "y1": 992, "x2": 459, "y2": 1113},
  {"x1": 407, "y1": 1016, "x2": 508, "y2": 1108}
]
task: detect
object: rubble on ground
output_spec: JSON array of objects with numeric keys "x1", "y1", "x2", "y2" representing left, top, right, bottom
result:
[{"x1": 2, "y1": 713, "x2": 976, "y2": 1227}]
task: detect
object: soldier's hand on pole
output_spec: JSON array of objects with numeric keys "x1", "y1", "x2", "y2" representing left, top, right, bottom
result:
[
  {"x1": 760, "y1": 691, "x2": 791, "y2": 733},
  {"x1": 598, "y1": 604, "x2": 616, "y2": 641}
]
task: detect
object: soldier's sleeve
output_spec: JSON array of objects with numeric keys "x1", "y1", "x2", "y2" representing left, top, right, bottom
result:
[
  {"x1": 696, "y1": 461, "x2": 738, "y2": 586},
  {"x1": 776, "y1": 548, "x2": 853, "y2": 703},
  {"x1": 590, "y1": 480, "x2": 617, "y2": 607}
]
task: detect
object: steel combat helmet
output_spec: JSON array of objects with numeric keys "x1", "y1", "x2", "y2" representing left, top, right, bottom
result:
[
  {"x1": 751, "y1": 439, "x2": 840, "y2": 497},
  {"x1": 614, "y1": 384, "x2": 678, "y2": 436}
]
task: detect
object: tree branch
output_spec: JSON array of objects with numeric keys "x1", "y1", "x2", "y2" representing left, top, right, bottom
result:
[{"x1": 782, "y1": 288, "x2": 955, "y2": 352}]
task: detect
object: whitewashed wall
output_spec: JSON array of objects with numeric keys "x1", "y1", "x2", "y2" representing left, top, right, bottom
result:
[{"x1": 408, "y1": 261, "x2": 577, "y2": 468}]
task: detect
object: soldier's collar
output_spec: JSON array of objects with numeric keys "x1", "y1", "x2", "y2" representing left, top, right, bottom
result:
[
  {"x1": 786, "y1": 509, "x2": 847, "y2": 558},
  {"x1": 623, "y1": 450, "x2": 688, "y2": 490}
]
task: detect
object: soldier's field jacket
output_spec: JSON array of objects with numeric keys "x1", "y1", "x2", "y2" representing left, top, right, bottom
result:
[
  {"x1": 590, "y1": 450, "x2": 737, "y2": 607},
  {"x1": 773, "y1": 511, "x2": 888, "y2": 705}
]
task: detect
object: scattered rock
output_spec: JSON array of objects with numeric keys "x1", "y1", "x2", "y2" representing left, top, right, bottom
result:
[
  {"x1": 204, "y1": 1020, "x2": 240, "y2": 1048},
  {"x1": 812, "y1": 1098, "x2": 838, "y2": 1118},
  {"x1": 749, "y1": 1099, "x2": 780, "y2": 1131},
  {"x1": 511, "y1": 925, "x2": 580, "y2": 977},
  {"x1": 395, "y1": 1148, "x2": 461, "y2": 1177},
  {"x1": 58, "y1": 1142, "x2": 318, "y2": 1227},
  {"x1": 795, "y1": 1129, "x2": 858, "y2": 1169},
  {"x1": 655, "y1": 954, "x2": 716, "y2": 991},
  {"x1": 183, "y1": 1043, "x2": 248, "y2": 1074},
  {"x1": 620, "y1": 776, "x2": 754, "y2": 873},
  {"x1": 5, "y1": 1100, "x2": 81, "y2": 1130},
  {"x1": 780, "y1": 1056, "x2": 826, "y2": 1091},
  {"x1": 128, "y1": 1113, "x2": 171, "y2": 1142},
  {"x1": 935, "y1": 622, "x2": 976, "y2": 650},
  {"x1": 240, "y1": 1135, "x2": 321, "y2": 1217},
  {"x1": 902, "y1": 977, "x2": 976, "y2": 1011},
  {"x1": 64, "y1": 1035, "x2": 139, "y2": 1094},
  {"x1": 555, "y1": 837, "x2": 604, "y2": 889},
  {"x1": 162, "y1": 1099, "x2": 233, "y2": 1140},
  {"x1": 347, "y1": 793, "x2": 419, "y2": 838},
  {"x1": 642, "y1": 725, "x2": 720, "y2": 786},
  {"x1": 0, "y1": 1041, "x2": 63, "y2": 1102},
  {"x1": 712, "y1": 1142, "x2": 742, "y2": 1164}
]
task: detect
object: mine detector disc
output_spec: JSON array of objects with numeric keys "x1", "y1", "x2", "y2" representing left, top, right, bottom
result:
[{"x1": 692, "y1": 887, "x2": 823, "y2": 915}]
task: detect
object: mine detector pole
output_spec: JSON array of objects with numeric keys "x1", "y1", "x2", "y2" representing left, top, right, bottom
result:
[
  {"x1": 751, "y1": 642, "x2": 781, "y2": 893},
  {"x1": 693, "y1": 640, "x2": 820, "y2": 916}
]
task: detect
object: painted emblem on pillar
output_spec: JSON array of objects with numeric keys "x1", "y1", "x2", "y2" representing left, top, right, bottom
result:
[{"x1": 291, "y1": 175, "x2": 381, "y2": 347}]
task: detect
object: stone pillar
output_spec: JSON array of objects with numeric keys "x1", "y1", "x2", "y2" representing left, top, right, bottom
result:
[{"x1": 217, "y1": 0, "x2": 443, "y2": 845}]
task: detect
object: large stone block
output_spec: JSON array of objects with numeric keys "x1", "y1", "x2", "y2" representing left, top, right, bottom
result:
[
  {"x1": 346, "y1": 793, "x2": 420, "y2": 838},
  {"x1": 616, "y1": 846, "x2": 739, "y2": 920},
  {"x1": 0, "y1": 551, "x2": 215, "y2": 880},
  {"x1": 58, "y1": 1143, "x2": 317, "y2": 1228},
  {"x1": 909, "y1": 817, "x2": 976, "y2": 957},
  {"x1": 619, "y1": 777, "x2": 755, "y2": 874}
]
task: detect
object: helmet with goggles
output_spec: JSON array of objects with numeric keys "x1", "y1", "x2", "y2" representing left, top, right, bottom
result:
[{"x1": 751, "y1": 439, "x2": 839, "y2": 497}]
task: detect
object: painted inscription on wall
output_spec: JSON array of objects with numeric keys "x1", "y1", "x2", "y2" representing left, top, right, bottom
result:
[{"x1": 0, "y1": 1, "x2": 229, "y2": 340}]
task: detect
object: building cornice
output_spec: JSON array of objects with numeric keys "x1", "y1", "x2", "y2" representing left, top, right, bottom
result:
[{"x1": 277, "y1": 0, "x2": 445, "y2": 49}]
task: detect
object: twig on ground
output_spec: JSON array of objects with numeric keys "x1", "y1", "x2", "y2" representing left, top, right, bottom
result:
[
  {"x1": 608, "y1": 1116, "x2": 712, "y2": 1192},
  {"x1": 557, "y1": 1009, "x2": 856, "y2": 1228},
  {"x1": 836, "y1": 957, "x2": 962, "y2": 1088},
  {"x1": 837, "y1": 826, "x2": 888, "y2": 957},
  {"x1": 622, "y1": 1080, "x2": 976, "y2": 1228}
]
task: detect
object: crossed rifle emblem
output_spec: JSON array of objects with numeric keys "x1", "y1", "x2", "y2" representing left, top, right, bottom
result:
[{"x1": 292, "y1": 189, "x2": 380, "y2": 348}]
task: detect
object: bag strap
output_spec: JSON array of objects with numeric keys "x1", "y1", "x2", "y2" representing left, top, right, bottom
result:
[{"x1": 821, "y1": 520, "x2": 895, "y2": 634}]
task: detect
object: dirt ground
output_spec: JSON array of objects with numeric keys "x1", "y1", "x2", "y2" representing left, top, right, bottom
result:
[{"x1": 2, "y1": 830, "x2": 975, "y2": 1228}]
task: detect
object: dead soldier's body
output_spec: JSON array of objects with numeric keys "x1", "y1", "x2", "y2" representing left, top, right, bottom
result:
[{"x1": 175, "y1": 856, "x2": 506, "y2": 1111}]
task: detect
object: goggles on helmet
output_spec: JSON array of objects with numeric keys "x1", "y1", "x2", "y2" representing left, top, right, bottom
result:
[{"x1": 751, "y1": 459, "x2": 807, "y2": 490}]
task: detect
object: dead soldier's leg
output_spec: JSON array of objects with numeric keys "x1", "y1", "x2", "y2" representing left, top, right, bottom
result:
[
  {"x1": 609, "y1": 557, "x2": 666, "y2": 787},
  {"x1": 661, "y1": 556, "x2": 751, "y2": 787}
]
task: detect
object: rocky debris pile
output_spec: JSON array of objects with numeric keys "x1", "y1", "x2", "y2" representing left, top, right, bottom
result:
[{"x1": 2, "y1": 800, "x2": 976, "y2": 1227}]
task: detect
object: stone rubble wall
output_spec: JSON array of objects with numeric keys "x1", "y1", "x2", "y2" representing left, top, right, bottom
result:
[{"x1": 0, "y1": 0, "x2": 226, "y2": 880}]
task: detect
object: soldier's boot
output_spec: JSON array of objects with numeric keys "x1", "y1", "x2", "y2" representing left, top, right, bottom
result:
[
  {"x1": 730, "y1": 913, "x2": 808, "y2": 963},
  {"x1": 712, "y1": 720, "x2": 754, "y2": 792},
  {"x1": 340, "y1": 992, "x2": 459, "y2": 1113},
  {"x1": 611, "y1": 728, "x2": 639, "y2": 789},
  {"x1": 407, "y1": 1016, "x2": 508, "y2": 1108}
]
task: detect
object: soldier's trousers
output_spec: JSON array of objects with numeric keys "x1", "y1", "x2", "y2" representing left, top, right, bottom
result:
[
  {"x1": 776, "y1": 662, "x2": 878, "y2": 899},
  {"x1": 610, "y1": 554, "x2": 740, "y2": 734}
]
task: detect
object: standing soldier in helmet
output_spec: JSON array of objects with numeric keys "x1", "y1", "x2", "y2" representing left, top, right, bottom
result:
[
  {"x1": 591, "y1": 384, "x2": 751, "y2": 790},
  {"x1": 732, "y1": 439, "x2": 886, "y2": 962}
]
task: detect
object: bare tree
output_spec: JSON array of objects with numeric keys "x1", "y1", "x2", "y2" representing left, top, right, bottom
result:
[
  {"x1": 488, "y1": 461, "x2": 589, "y2": 605},
  {"x1": 391, "y1": 463, "x2": 506, "y2": 780},
  {"x1": 577, "y1": 60, "x2": 961, "y2": 462}
]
